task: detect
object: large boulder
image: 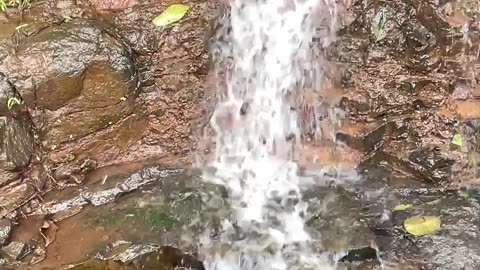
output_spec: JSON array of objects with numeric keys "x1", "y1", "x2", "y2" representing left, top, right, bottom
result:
[{"x1": 0, "y1": 20, "x2": 140, "y2": 151}]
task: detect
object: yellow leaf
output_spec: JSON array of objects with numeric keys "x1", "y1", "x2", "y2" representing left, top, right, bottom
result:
[
  {"x1": 404, "y1": 216, "x2": 441, "y2": 236},
  {"x1": 152, "y1": 4, "x2": 190, "y2": 27},
  {"x1": 392, "y1": 204, "x2": 412, "y2": 211}
]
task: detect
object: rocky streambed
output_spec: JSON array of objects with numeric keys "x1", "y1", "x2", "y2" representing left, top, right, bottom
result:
[{"x1": 0, "y1": 0, "x2": 479, "y2": 269}]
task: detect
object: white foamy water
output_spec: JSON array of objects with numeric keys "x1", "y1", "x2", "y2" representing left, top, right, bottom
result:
[{"x1": 201, "y1": 0, "x2": 342, "y2": 269}]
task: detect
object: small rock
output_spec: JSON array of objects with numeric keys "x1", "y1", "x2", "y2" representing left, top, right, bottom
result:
[
  {"x1": 0, "y1": 219, "x2": 12, "y2": 246},
  {"x1": 452, "y1": 82, "x2": 470, "y2": 100},
  {"x1": 1, "y1": 241, "x2": 31, "y2": 260},
  {"x1": 340, "y1": 246, "x2": 378, "y2": 262},
  {"x1": 0, "y1": 182, "x2": 36, "y2": 217}
]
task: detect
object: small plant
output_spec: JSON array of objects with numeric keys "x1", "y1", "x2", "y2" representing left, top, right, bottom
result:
[
  {"x1": 11, "y1": 0, "x2": 32, "y2": 5},
  {"x1": 62, "y1": 13, "x2": 73, "y2": 22},
  {"x1": 0, "y1": 0, "x2": 32, "y2": 12},
  {"x1": 0, "y1": 0, "x2": 6, "y2": 11},
  {"x1": 7, "y1": 97, "x2": 21, "y2": 109},
  {"x1": 372, "y1": 10, "x2": 386, "y2": 42}
]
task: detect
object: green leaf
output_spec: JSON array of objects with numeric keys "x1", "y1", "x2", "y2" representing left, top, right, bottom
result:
[
  {"x1": 372, "y1": 10, "x2": 386, "y2": 41},
  {"x1": 7, "y1": 97, "x2": 21, "y2": 109},
  {"x1": 451, "y1": 133, "x2": 463, "y2": 146},
  {"x1": 0, "y1": 0, "x2": 7, "y2": 12},
  {"x1": 404, "y1": 216, "x2": 441, "y2": 236},
  {"x1": 392, "y1": 203, "x2": 412, "y2": 211},
  {"x1": 152, "y1": 4, "x2": 190, "y2": 27}
]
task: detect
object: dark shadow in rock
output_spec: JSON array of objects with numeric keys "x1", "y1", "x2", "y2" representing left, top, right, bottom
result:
[{"x1": 339, "y1": 246, "x2": 377, "y2": 262}]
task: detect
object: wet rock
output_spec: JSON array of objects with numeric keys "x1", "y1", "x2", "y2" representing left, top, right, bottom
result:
[
  {"x1": 406, "y1": 146, "x2": 455, "y2": 183},
  {"x1": 51, "y1": 205, "x2": 83, "y2": 223},
  {"x1": 0, "y1": 181, "x2": 36, "y2": 218},
  {"x1": 305, "y1": 186, "x2": 377, "y2": 255},
  {"x1": 0, "y1": 219, "x2": 12, "y2": 246},
  {"x1": 331, "y1": 0, "x2": 478, "y2": 184},
  {"x1": 0, "y1": 20, "x2": 139, "y2": 149},
  {"x1": 54, "y1": 158, "x2": 97, "y2": 185},
  {"x1": 34, "y1": 167, "x2": 190, "y2": 215},
  {"x1": 451, "y1": 80, "x2": 471, "y2": 100},
  {"x1": 372, "y1": 191, "x2": 480, "y2": 269},
  {"x1": 107, "y1": 0, "x2": 216, "y2": 162},
  {"x1": 27, "y1": 165, "x2": 47, "y2": 191},
  {"x1": 339, "y1": 92, "x2": 371, "y2": 117},
  {"x1": 0, "y1": 74, "x2": 36, "y2": 185},
  {"x1": 340, "y1": 246, "x2": 377, "y2": 263},
  {"x1": 24, "y1": 166, "x2": 229, "y2": 268},
  {"x1": 66, "y1": 245, "x2": 204, "y2": 270},
  {"x1": 0, "y1": 171, "x2": 20, "y2": 190},
  {"x1": 0, "y1": 115, "x2": 35, "y2": 170},
  {"x1": 1, "y1": 241, "x2": 31, "y2": 260},
  {"x1": 88, "y1": 0, "x2": 137, "y2": 11},
  {"x1": 118, "y1": 25, "x2": 158, "y2": 56}
]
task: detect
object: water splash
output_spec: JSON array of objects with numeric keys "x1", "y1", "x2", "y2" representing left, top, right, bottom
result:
[{"x1": 200, "y1": 0, "x2": 343, "y2": 269}]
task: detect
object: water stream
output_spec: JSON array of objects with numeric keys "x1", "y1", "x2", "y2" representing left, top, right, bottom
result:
[{"x1": 201, "y1": 0, "x2": 344, "y2": 269}]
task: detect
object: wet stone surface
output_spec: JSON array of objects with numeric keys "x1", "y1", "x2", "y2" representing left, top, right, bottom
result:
[
  {"x1": 3, "y1": 165, "x2": 229, "y2": 269},
  {"x1": 331, "y1": 0, "x2": 480, "y2": 184},
  {"x1": 306, "y1": 171, "x2": 480, "y2": 269},
  {"x1": 1, "y1": 241, "x2": 32, "y2": 261},
  {"x1": 0, "y1": 20, "x2": 140, "y2": 149},
  {"x1": 0, "y1": 219, "x2": 12, "y2": 246},
  {"x1": 0, "y1": 0, "x2": 479, "y2": 269}
]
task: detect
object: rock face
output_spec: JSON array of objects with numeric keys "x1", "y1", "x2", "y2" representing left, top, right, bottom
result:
[
  {"x1": 0, "y1": 20, "x2": 139, "y2": 150},
  {"x1": 0, "y1": 74, "x2": 35, "y2": 176},
  {"x1": 0, "y1": 73, "x2": 38, "y2": 218},
  {"x1": 108, "y1": 0, "x2": 216, "y2": 164},
  {"x1": 333, "y1": 0, "x2": 480, "y2": 184},
  {"x1": 0, "y1": 219, "x2": 12, "y2": 246}
]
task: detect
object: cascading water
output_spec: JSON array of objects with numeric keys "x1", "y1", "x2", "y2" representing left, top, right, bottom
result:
[{"x1": 200, "y1": 0, "x2": 343, "y2": 269}]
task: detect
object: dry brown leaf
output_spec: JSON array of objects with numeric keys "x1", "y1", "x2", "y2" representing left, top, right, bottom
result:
[{"x1": 39, "y1": 220, "x2": 58, "y2": 247}]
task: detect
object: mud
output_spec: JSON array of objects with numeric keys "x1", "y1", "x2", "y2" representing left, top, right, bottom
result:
[{"x1": 0, "y1": 0, "x2": 479, "y2": 268}]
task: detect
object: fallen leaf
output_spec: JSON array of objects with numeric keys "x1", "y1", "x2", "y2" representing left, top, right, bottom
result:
[
  {"x1": 392, "y1": 203, "x2": 412, "y2": 211},
  {"x1": 404, "y1": 216, "x2": 441, "y2": 236},
  {"x1": 451, "y1": 133, "x2": 462, "y2": 146},
  {"x1": 152, "y1": 4, "x2": 190, "y2": 27},
  {"x1": 40, "y1": 220, "x2": 58, "y2": 247}
]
